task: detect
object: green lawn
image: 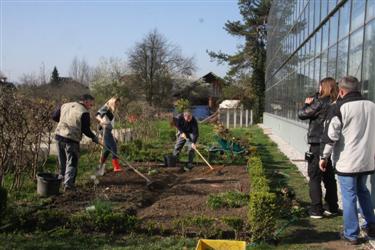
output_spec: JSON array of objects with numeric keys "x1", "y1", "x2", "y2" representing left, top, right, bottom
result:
[{"x1": 248, "y1": 126, "x2": 342, "y2": 249}]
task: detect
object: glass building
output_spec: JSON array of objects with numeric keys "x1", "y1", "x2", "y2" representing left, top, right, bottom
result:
[{"x1": 264, "y1": 0, "x2": 375, "y2": 153}]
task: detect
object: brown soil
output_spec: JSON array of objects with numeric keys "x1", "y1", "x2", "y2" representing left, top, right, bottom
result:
[
  {"x1": 51, "y1": 163, "x2": 249, "y2": 232},
  {"x1": 47, "y1": 163, "x2": 372, "y2": 249}
]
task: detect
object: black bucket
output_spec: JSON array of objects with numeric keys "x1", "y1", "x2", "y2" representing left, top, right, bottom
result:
[
  {"x1": 164, "y1": 154, "x2": 177, "y2": 167},
  {"x1": 36, "y1": 173, "x2": 61, "y2": 197}
]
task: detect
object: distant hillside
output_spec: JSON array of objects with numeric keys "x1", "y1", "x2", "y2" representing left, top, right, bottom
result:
[{"x1": 19, "y1": 80, "x2": 90, "y2": 102}]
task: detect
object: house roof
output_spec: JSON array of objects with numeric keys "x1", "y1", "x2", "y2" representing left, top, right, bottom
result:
[{"x1": 200, "y1": 72, "x2": 224, "y2": 84}]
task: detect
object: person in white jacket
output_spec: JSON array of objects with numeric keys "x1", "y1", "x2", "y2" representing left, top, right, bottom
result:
[{"x1": 320, "y1": 76, "x2": 375, "y2": 245}]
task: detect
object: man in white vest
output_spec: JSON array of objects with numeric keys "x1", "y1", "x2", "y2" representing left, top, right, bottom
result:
[
  {"x1": 320, "y1": 76, "x2": 375, "y2": 244},
  {"x1": 52, "y1": 94, "x2": 98, "y2": 192}
]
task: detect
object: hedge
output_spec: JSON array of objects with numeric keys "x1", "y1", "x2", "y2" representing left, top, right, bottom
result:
[{"x1": 247, "y1": 155, "x2": 277, "y2": 242}]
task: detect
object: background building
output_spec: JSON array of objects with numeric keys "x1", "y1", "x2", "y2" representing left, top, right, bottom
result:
[{"x1": 264, "y1": 0, "x2": 375, "y2": 198}]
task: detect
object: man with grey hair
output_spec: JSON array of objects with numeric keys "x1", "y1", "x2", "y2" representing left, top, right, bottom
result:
[
  {"x1": 172, "y1": 109, "x2": 199, "y2": 171},
  {"x1": 320, "y1": 76, "x2": 375, "y2": 244},
  {"x1": 52, "y1": 94, "x2": 99, "y2": 192}
]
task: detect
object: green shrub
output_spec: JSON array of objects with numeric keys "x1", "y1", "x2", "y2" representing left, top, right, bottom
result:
[
  {"x1": 222, "y1": 216, "x2": 244, "y2": 239},
  {"x1": 175, "y1": 99, "x2": 190, "y2": 113},
  {"x1": 70, "y1": 200, "x2": 138, "y2": 234},
  {"x1": 35, "y1": 210, "x2": 67, "y2": 231},
  {"x1": 190, "y1": 215, "x2": 215, "y2": 238},
  {"x1": 248, "y1": 191, "x2": 277, "y2": 242},
  {"x1": 207, "y1": 191, "x2": 249, "y2": 209},
  {"x1": 247, "y1": 155, "x2": 277, "y2": 242},
  {"x1": 173, "y1": 217, "x2": 191, "y2": 237}
]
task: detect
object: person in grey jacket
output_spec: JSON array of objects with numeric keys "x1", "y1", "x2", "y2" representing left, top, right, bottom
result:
[
  {"x1": 52, "y1": 94, "x2": 98, "y2": 192},
  {"x1": 298, "y1": 77, "x2": 339, "y2": 219},
  {"x1": 320, "y1": 76, "x2": 375, "y2": 244}
]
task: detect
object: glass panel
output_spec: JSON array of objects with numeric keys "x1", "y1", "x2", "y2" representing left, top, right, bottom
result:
[
  {"x1": 315, "y1": 30, "x2": 322, "y2": 56},
  {"x1": 351, "y1": 0, "x2": 365, "y2": 31},
  {"x1": 328, "y1": 45, "x2": 338, "y2": 78},
  {"x1": 321, "y1": 49, "x2": 329, "y2": 79},
  {"x1": 322, "y1": 23, "x2": 329, "y2": 50},
  {"x1": 329, "y1": 11, "x2": 339, "y2": 46},
  {"x1": 362, "y1": 20, "x2": 375, "y2": 101},
  {"x1": 328, "y1": 0, "x2": 337, "y2": 12},
  {"x1": 337, "y1": 37, "x2": 349, "y2": 79},
  {"x1": 315, "y1": 0, "x2": 321, "y2": 29},
  {"x1": 348, "y1": 28, "x2": 364, "y2": 80},
  {"x1": 315, "y1": 56, "x2": 321, "y2": 83},
  {"x1": 367, "y1": 0, "x2": 375, "y2": 22},
  {"x1": 309, "y1": 1, "x2": 315, "y2": 34},
  {"x1": 321, "y1": 0, "x2": 329, "y2": 20},
  {"x1": 339, "y1": 0, "x2": 351, "y2": 40}
]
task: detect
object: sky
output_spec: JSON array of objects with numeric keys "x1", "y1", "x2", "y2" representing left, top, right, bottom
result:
[{"x1": 0, "y1": 0, "x2": 243, "y2": 82}]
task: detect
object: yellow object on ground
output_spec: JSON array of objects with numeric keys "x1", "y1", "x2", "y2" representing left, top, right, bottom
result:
[{"x1": 195, "y1": 239, "x2": 246, "y2": 250}]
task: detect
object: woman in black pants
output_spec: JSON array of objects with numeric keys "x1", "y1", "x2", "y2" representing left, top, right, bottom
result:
[{"x1": 298, "y1": 77, "x2": 339, "y2": 219}]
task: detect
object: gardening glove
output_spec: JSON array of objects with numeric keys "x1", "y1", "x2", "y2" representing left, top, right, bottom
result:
[{"x1": 191, "y1": 143, "x2": 196, "y2": 150}]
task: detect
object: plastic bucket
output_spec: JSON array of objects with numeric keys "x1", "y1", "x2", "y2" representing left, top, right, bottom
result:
[
  {"x1": 195, "y1": 239, "x2": 246, "y2": 250},
  {"x1": 36, "y1": 173, "x2": 61, "y2": 197},
  {"x1": 163, "y1": 154, "x2": 177, "y2": 167}
]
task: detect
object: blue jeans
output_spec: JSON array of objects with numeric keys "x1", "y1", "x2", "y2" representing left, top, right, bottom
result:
[
  {"x1": 100, "y1": 126, "x2": 118, "y2": 161},
  {"x1": 338, "y1": 175, "x2": 375, "y2": 240}
]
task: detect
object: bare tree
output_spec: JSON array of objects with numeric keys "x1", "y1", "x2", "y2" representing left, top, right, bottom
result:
[
  {"x1": 69, "y1": 56, "x2": 92, "y2": 86},
  {"x1": 39, "y1": 62, "x2": 47, "y2": 85},
  {"x1": 128, "y1": 29, "x2": 196, "y2": 106},
  {"x1": 19, "y1": 73, "x2": 40, "y2": 86}
]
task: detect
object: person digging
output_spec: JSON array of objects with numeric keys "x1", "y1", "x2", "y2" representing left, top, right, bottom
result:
[
  {"x1": 95, "y1": 96, "x2": 122, "y2": 176},
  {"x1": 52, "y1": 94, "x2": 99, "y2": 192},
  {"x1": 172, "y1": 110, "x2": 199, "y2": 172}
]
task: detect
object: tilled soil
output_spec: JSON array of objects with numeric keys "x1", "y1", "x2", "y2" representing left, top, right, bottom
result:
[{"x1": 50, "y1": 163, "x2": 250, "y2": 232}]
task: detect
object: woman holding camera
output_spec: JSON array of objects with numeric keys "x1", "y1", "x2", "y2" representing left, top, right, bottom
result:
[{"x1": 298, "y1": 77, "x2": 339, "y2": 219}]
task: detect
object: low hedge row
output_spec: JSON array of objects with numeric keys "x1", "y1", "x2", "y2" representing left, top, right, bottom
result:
[{"x1": 247, "y1": 155, "x2": 277, "y2": 242}]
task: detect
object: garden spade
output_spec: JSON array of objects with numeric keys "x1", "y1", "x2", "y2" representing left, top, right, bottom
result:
[
  {"x1": 193, "y1": 147, "x2": 225, "y2": 175},
  {"x1": 97, "y1": 142, "x2": 165, "y2": 190}
]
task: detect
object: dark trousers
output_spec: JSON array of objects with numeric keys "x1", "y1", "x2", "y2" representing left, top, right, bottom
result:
[
  {"x1": 57, "y1": 140, "x2": 80, "y2": 188},
  {"x1": 173, "y1": 132, "x2": 195, "y2": 166},
  {"x1": 308, "y1": 144, "x2": 338, "y2": 213}
]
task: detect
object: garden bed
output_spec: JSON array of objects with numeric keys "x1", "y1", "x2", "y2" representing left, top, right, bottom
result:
[{"x1": 46, "y1": 163, "x2": 250, "y2": 236}]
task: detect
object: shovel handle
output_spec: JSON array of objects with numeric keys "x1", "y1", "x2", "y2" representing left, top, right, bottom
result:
[
  {"x1": 193, "y1": 147, "x2": 214, "y2": 170},
  {"x1": 97, "y1": 142, "x2": 151, "y2": 182}
]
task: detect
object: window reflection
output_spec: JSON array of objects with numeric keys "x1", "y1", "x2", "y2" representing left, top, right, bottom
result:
[
  {"x1": 329, "y1": 12, "x2": 339, "y2": 46},
  {"x1": 348, "y1": 28, "x2": 364, "y2": 80},
  {"x1": 265, "y1": 0, "x2": 374, "y2": 121},
  {"x1": 367, "y1": 0, "x2": 375, "y2": 22},
  {"x1": 339, "y1": 0, "x2": 351, "y2": 40},
  {"x1": 351, "y1": 0, "x2": 365, "y2": 31},
  {"x1": 337, "y1": 37, "x2": 349, "y2": 79},
  {"x1": 362, "y1": 20, "x2": 375, "y2": 100}
]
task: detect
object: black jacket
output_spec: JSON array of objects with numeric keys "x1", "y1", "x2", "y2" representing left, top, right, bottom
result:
[
  {"x1": 174, "y1": 115, "x2": 199, "y2": 143},
  {"x1": 298, "y1": 95, "x2": 331, "y2": 144}
]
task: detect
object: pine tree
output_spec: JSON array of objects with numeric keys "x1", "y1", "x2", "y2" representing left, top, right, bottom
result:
[
  {"x1": 51, "y1": 66, "x2": 60, "y2": 84},
  {"x1": 208, "y1": 0, "x2": 271, "y2": 122}
]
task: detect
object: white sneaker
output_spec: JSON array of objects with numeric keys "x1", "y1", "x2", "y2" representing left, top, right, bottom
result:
[{"x1": 96, "y1": 164, "x2": 106, "y2": 176}]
